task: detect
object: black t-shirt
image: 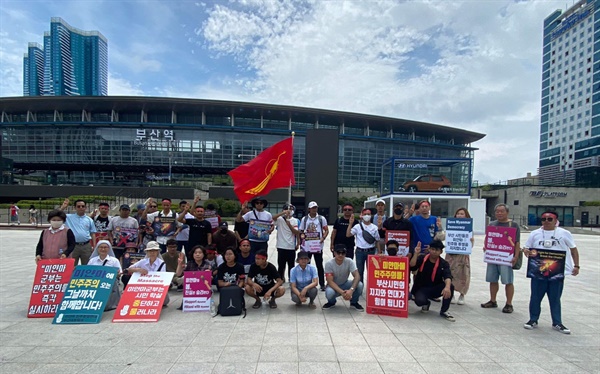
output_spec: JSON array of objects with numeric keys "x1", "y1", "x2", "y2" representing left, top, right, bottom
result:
[
  {"x1": 248, "y1": 263, "x2": 280, "y2": 289},
  {"x1": 234, "y1": 220, "x2": 249, "y2": 240},
  {"x1": 410, "y1": 256, "x2": 452, "y2": 288},
  {"x1": 217, "y1": 262, "x2": 245, "y2": 285},
  {"x1": 186, "y1": 218, "x2": 213, "y2": 247},
  {"x1": 94, "y1": 216, "x2": 110, "y2": 232},
  {"x1": 332, "y1": 217, "x2": 358, "y2": 249}
]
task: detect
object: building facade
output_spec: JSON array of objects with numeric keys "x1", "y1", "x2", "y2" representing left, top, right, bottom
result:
[
  {"x1": 539, "y1": 0, "x2": 599, "y2": 187},
  {"x1": 23, "y1": 18, "x2": 108, "y2": 97}
]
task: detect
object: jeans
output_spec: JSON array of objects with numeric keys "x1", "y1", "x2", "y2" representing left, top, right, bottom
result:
[
  {"x1": 325, "y1": 280, "x2": 363, "y2": 304},
  {"x1": 355, "y1": 248, "x2": 375, "y2": 285},
  {"x1": 307, "y1": 252, "x2": 325, "y2": 288},
  {"x1": 277, "y1": 248, "x2": 296, "y2": 282},
  {"x1": 413, "y1": 283, "x2": 454, "y2": 314},
  {"x1": 529, "y1": 278, "x2": 564, "y2": 325}
]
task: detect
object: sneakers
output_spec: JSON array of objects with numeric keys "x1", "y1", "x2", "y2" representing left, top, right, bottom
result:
[
  {"x1": 350, "y1": 302, "x2": 364, "y2": 312},
  {"x1": 502, "y1": 304, "x2": 514, "y2": 314},
  {"x1": 481, "y1": 300, "x2": 498, "y2": 308},
  {"x1": 524, "y1": 320, "x2": 538, "y2": 330},
  {"x1": 322, "y1": 302, "x2": 336, "y2": 310},
  {"x1": 450, "y1": 296, "x2": 457, "y2": 304},
  {"x1": 457, "y1": 295, "x2": 465, "y2": 305},
  {"x1": 320, "y1": 286, "x2": 326, "y2": 292},
  {"x1": 440, "y1": 311, "x2": 456, "y2": 322},
  {"x1": 421, "y1": 303, "x2": 430, "y2": 313},
  {"x1": 553, "y1": 324, "x2": 571, "y2": 334}
]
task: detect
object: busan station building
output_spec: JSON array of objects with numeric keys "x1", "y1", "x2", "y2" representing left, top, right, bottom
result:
[{"x1": 0, "y1": 96, "x2": 485, "y2": 217}]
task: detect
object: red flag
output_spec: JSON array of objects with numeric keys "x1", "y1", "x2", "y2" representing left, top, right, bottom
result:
[{"x1": 228, "y1": 137, "x2": 295, "y2": 203}]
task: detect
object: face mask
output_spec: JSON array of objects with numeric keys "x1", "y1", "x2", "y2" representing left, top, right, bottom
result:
[
  {"x1": 362, "y1": 215, "x2": 371, "y2": 222},
  {"x1": 220, "y1": 227, "x2": 227, "y2": 232},
  {"x1": 50, "y1": 220, "x2": 63, "y2": 229},
  {"x1": 394, "y1": 208, "x2": 403, "y2": 215},
  {"x1": 289, "y1": 210, "x2": 295, "y2": 217}
]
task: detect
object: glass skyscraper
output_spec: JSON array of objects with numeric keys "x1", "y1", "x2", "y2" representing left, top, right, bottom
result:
[{"x1": 23, "y1": 17, "x2": 107, "y2": 97}]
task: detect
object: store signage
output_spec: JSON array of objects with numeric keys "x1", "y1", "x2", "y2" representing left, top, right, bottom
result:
[
  {"x1": 397, "y1": 163, "x2": 428, "y2": 169},
  {"x1": 551, "y1": 5, "x2": 593, "y2": 40},
  {"x1": 529, "y1": 191, "x2": 567, "y2": 198}
]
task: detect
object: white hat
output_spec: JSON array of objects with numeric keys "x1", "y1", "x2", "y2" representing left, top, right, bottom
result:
[
  {"x1": 144, "y1": 241, "x2": 160, "y2": 251},
  {"x1": 308, "y1": 201, "x2": 318, "y2": 209},
  {"x1": 376, "y1": 199, "x2": 386, "y2": 205}
]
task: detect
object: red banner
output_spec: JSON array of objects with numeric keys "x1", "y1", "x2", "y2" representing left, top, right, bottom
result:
[
  {"x1": 112, "y1": 272, "x2": 172, "y2": 322},
  {"x1": 366, "y1": 255, "x2": 409, "y2": 318},
  {"x1": 228, "y1": 137, "x2": 295, "y2": 203},
  {"x1": 91, "y1": 232, "x2": 109, "y2": 248},
  {"x1": 385, "y1": 230, "x2": 410, "y2": 257},
  {"x1": 28, "y1": 259, "x2": 75, "y2": 318}
]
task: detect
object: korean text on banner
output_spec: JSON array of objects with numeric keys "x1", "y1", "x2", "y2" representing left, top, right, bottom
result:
[
  {"x1": 366, "y1": 255, "x2": 409, "y2": 318},
  {"x1": 112, "y1": 271, "x2": 173, "y2": 322},
  {"x1": 483, "y1": 225, "x2": 517, "y2": 266},
  {"x1": 445, "y1": 218, "x2": 473, "y2": 255},
  {"x1": 28, "y1": 259, "x2": 75, "y2": 318},
  {"x1": 53, "y1": 265, "x2": 118, "y2": 324},
  {"x1": 385, "y1": 231, "x2": 410, "y2": 257},
  {"x1": 182, "y1": 271, "x2": 213, "y2": 312}
]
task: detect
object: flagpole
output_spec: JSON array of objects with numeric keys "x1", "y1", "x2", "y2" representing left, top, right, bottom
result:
[{"x1": 288, "y1": 132, "x2": 295, "y2": 204}]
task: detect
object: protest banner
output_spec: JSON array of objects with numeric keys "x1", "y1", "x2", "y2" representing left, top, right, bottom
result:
[
  {"x1": 28, "y1": 259, "x2": 75, "y2": 318},
  {"x1": 302, "y1": 231, "x2": 322, "y2": 253},
  {"x1": 248, "y1": 219, "x2": 271, "y2": 241},
  {"x1": 182, "y1": 271, "x2": 213, "y2": 312},
  {"x1": 91, "y1": 232, "x2": 109, "y2": 247},
  {"x1": 111, "y1": 227, "x2": 139, "y2": 248},
  {"x1": 484, "y1": 225, "x2": 517, "y2": 266},
  {"x1": 53, "y1": 265, "x2": 118, "y2": 324},
  {"x1": 112, "y1": 271, "x2": 173, "y2": 322},
  {"x1": 526, "y1": 248, "x2": 567, "y2": 281},
  {"x1": 366, "y1": 255, "x2": 409, "y2": 318},
  {"x1": 385, "y1": 230, "x2": 410, "y2": 256},
  {"x1": 205, "y1": 210, "x2": 219, "y2": 231},
  {"x1": 122, "y1": 252, "x2": 145, "y2": 269},
  {"x1": 445, "y1": 218, "x2": 473, "y2": 255}
]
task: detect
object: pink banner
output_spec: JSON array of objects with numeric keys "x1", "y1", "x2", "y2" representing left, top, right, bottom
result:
[
  {"x1": 483, "y1": 225, "x2": 517, "y2": 266},
  {"x1": 182, "y1": 271, "x2": 212, "y2": 312}
]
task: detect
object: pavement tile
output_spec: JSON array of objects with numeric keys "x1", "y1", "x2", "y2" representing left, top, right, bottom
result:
[
  {"x1": 256, "y1": 362, "x2": 299, "y2": 374},
  {"x1": 298, "y1": 345, "x2": 336, "y2": 362},
  {"x1": 259, "y1": 345, "x2": 298, "y2": 362},
  {"x1": 299, "y1": 362, "x2": 341, "y2": 374},
  {"x1": 379, "y1": 362, "x2": 427, "y2": 373},
  {"x1": 339, "y1": 362, "x2": 384, "y2": 374},
  {"x1": 167, "y1": 362, "x2": 215, "y2": 373},
  {"x1": 334, "y1": 346, "x2": 377, "y2": 362}
]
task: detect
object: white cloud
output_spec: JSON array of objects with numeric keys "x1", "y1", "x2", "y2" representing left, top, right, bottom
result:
[{"x1": 108, "y1": 73, "x2": 145, "y2": 96}]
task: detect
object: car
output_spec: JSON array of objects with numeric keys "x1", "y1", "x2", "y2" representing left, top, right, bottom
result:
[{"x1": 402, "y1": 175, "x2": 452, "y2": 193}]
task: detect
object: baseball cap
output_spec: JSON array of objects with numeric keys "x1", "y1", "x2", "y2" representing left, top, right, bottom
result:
[
  {"x1": 394, "y1": 202, "x2": 404, "y2": 208},
  {"x1": 333, "y1": 244, "x2": 347, "y2": 253},
  {"x1": 137, "y1": 204, "x2": 146, "y2": 210},
  {"x1": 308, "y1": 201, "x2": 318, "y2": 209},
  {"x1": 376, "y1": 199, "x2": 386, "y2": 205},
  {"x1": 120, "y1": 204, "x2": 130, "y2": 210},
  {"x1": 219, "y1": 221, "x2": 228, "y2": 228}
]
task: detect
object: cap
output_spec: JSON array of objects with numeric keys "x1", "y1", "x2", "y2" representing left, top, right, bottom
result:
[
  {"x1": 393, "y1": 202, "x2": 404, "y2": 208},
  {"x1": 219, "y1": 221, "x2": 228, "y2": 228},
  {"x1": 376, "y1": 199, "x2": 386, "y2": 205},
  {"x1": 429, "y1": 240, "x2": 445, "y2": 251},
  {"x1": 144, "y1": 241, "x2": 160, "y2": 251},
  {"x1": 283, "y1": 203, "x2": 295, "y2": 211},
  {"x1": 333, "y1": 244, "x2": 347, "y2": 253},
  {"x1": 120, "y1": 204, "x2": 130, "y2": 210},
  {"x1": 308, "y1": 201, "x2": 318, "y2": 209},
  {"x1": 296, "y1": 251, "x2": 310, "y2": 260},
  {"x1": 137, "y1": 204, "x2": 146, "y2": 210},
  {"x1": 251, "y1": 196, "x2": 268, "y2": 208}
]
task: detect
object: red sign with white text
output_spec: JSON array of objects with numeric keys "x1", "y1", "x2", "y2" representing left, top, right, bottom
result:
[
  {"x1": 112, "y1": 272, "x2": 173, "y2": 322},
  {"x1": 28, "y1": 259, "x2": 75, "y2": 318},
  {"x1": 385, "y1": 230, "x2": 410, "y2": 257},
  {"x1": 366, "y1": 255, "x2": 409, "y2": 318}
]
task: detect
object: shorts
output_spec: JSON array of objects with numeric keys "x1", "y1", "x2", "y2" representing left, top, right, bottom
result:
[
  {"x1": 256, "y1": 285, "x2": 275, "y2": 297},
  {"x1": 485, "y1": 263, "x2": 514, "y2": 285}
]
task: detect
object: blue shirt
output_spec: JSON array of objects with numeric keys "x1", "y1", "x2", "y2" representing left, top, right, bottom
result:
[
  {"x1": 290, "y1": 263, "x2": 318, "y2": 289},
  {"x1": 65, "y1": 213, "x2": 96, "y2": 242},
  {"x1": 409, "y1": 215, "x2": 438, "y2": 250}
]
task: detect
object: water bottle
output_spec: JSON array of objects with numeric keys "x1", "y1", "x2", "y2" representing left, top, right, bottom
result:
[
  {"x1": 59, "y1": 249, "x2": 64, "y2": 256},
  {"x1": 210, "y1": 298, "x2": 217, "y2": 317},
  {"x1": 261, "y1": 297, "x2": 268, "y2": 315}
]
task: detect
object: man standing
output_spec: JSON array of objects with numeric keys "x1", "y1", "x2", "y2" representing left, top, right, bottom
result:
[
  {"x1": 331, "y1": 203, "x2": 358, "y2": 259},
  {"x1": 347, "y1": 208, "x2": 380, "y2": 286},
  {"x1": 383, "y1": 202, "x2": 416, "y2": 258},
  {"x1": 290, "y1": 251, "x2": 318, "y2": 309},
  {"x1": 106, "y1": 204, "x2": 139, "y2": 259},
  {"x1": 59, "y1": 199, "x2": 96, "y2": 265},
  {"x1": 234, "y1": 203, "x2": 251, "y2": 242},
  {"x1": 143, "y1": 198, "x2": 181, "y2": 253},
  {"x1": 322, "y1": 244, "x2": 364, "y2": 311},
  {"x1": 409, "y1": 200, "x2": 444, "y2": 254},
  {"x1": 213, "y1": 222, "x2": 238, "y2": 255},
  {"x1": 274, "y1": 204, "x2": 300, "y2": 282},
  {"x1": 237, "y1": 197, "x2": 273, "y2": 254},
  {"x1": 90, "y1": 202, "x2": 112, "y2": 233},
  {"x1": 178, "y1": 200, "x2": 212, "y2": 260},
  {"x1": 299, "y1": 201, "x2": 329, "y2": 291},
  {"x1": 175, "y1": 200, "x2": 193, "y2": 254},
  {"x1": 245, "y1": 249, "x2": 285, "y2": 309},
  {"x1": 373, "y1": 199, "x2": 387, "y2": 253},
  {"x1": 9, "y1": 203, "x2": 20, "y2": 225},
  {"x1": 522, "y1": 211, "x2": 580, "y2": 334},
  {"x1": 481, "y1": 203, "x2": 520, "y2": 314},
  {"x1": 409, "y1": 240, "x2": 456, "y2": 322}
]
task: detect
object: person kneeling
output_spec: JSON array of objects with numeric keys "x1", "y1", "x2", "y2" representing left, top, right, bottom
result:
[
  {"x1": 290, "y1": 251, "x2": 318, "y2": 309},
  {"x1": 410, "y1": 240, "x2": 455, "y2": 322},
  {"x1": 322, "y1": 244, "x2": 364, "y2": 311},
  {"x1": 245, "y1": 249, "x2": 285, "y2": 309}
]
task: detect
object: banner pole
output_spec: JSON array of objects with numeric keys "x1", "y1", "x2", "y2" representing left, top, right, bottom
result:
[{"x1": 288, "y1": 132, "x2": 295, "y2": 204}]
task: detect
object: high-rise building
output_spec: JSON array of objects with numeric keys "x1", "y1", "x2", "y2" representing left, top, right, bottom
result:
[
  {"x1": 539, "y1": 0, "x2": 599, "y2": 187},
  {"x1": 23, "y1": 17, "x2": 107, "y2": 97}
]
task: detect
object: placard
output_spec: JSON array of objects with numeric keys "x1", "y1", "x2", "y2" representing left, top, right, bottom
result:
[
  {"x1": 445, "y1": 218, "x2": 473, "y2": 255},
  {"x1": 302, "y1": 231, "x2": 322, "y2": 253},
  {"x1": 112, "y1": 271, "x2": 173, "y2": 322},
  {"x1": 53, "y1": 265, "x2": 118, "y2": 324},
  {"x1": 366, "y1": 255, "x2": 409, "y2": 318},
  {"x1": 483, "y1": 225, "x2": 517, "y2": 266},
  {"x1": 385, "y1": 231, "x2": 410, "y2": 257},
  {"x1": 122, "y1": 252, "x2": 145, "y2": 268},
  {"x1": 112, "y1": 227, "x2": 139, "y2": 248},
  {"x1": 91, "y1": 232, "x2": 109, "y2": 247},
  {"x1": 28, "y1": 259, "x2": 75, "y2": 318},
  {"x1": 526, "y1": 248, "x2": 567, "y2": 281},
  {"x1": 205, "y1": 210, "x2": 219, "y2": 231},
  {"x1": 182, "y1": 271, "x2": 213, "y2": 312},
  {"x1": 248, "y1": 219, "x2": 271, "y2": 241}
]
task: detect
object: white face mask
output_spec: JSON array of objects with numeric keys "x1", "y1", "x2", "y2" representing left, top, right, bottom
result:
[
  {"x1": 289, "y1": 210, "x2": 295, "y2": 217},
  {"x1": 50, "y1": 220, "x2": 63, "y2": 229},
  {"x1": 362, "y1": 215, "x2": 371, "y2": 222}
]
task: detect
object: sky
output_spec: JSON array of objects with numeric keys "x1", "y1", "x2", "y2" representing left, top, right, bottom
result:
[{"x1": 0, "y1": 0, "x2": 575, "y2": 184}]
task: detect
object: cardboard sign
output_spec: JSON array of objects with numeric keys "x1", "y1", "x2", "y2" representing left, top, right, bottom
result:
[
  {"x1": 112, "y1": 272, "x2": 173, "y2": 322},
  {"x1": 366, "y1": 255, "x2": 409, "y2": 318},
  {"x1": 205, "y1": 210, "x2": 219, "y2": 231},
  {"x1": 484, "y1": 225, "x2": 517, "y2": 266},
  {"x1": 53, "y1": 265, "x2": 118, "y2": 324},
  {"x1": 248, "y1": 219, "x2": 271, "y2": 241},
  {"x1": 182, "y1": 271, "x2": 213, "y2": 312},
  {"x1": 445, "y1": 218, "x2": 473, "y2": 255},
  {"x1": 302, "y1": 231, "x2": 322, "y2": 253},
  {"x1": 28, "y1": 259, "x2": 75, "y2": 318},
  {"x1": 526, "y1": 248, "x2": 567, "y2": 281},
  {"x1": 385, "y1": 230, "x2": 410, "y2": 257}
]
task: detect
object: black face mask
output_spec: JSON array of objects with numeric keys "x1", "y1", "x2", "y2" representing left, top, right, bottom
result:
[{"x1": 394, "y1": 208, "x2": 403, "y2": 215}]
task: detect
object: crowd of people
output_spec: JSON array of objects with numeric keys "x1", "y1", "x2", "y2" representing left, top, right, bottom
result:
[{"x1": 33, "y1": 196, "x2": 580, "y2": 333}]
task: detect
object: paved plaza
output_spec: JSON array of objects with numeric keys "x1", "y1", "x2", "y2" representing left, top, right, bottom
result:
[{"x1": 0, "y1": 228, "x2": 598, "y2": 374}]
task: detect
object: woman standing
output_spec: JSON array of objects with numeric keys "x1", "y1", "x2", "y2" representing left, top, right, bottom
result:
[
  {"x1": 35, "y1": 210, "x2": 75, "y2": 263},
  {"x1": 446, "y1": 207, "x2": 474, "y2": 305}
]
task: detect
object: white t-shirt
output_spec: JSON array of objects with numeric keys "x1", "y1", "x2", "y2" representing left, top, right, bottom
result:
[
  {"x1": 350, "y1": 222, "x2": 380, "y2": 249},
  {"x1": 275, "y1": 216, "x2": 299, "y2": 250},
  {"x1": 524, "y1": 227, "x2": 576, "y2": 275},
  {"x1": 176, "y1": 212, "x2": 195, "y2": 241}
]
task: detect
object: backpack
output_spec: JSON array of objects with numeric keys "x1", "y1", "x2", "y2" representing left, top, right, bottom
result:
[{"x1": 217, "y1": 286, "x2": 246, "y2": 317}]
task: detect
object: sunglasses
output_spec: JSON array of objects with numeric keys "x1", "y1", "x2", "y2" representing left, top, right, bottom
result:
[
  {"x1": 541, "y1": 217, "x2": 555, "y2": 222},
  {"x1": 76, "y1": 205, "x2": 86, "y2": 208},
  {"x1": 149, "y1": 205, "x2": 157, "y2": 208},
  {"x1": 343, "y1": 208, "x2": 353, "y2": 211},
  {"x1": 334, "y1": 251, "x2": 346, "y2": 255}
]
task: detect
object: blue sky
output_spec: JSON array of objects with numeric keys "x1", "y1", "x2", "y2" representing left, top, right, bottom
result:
[{"x1": 0, "y1": 0, "x2": 573, "y2": 183}]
